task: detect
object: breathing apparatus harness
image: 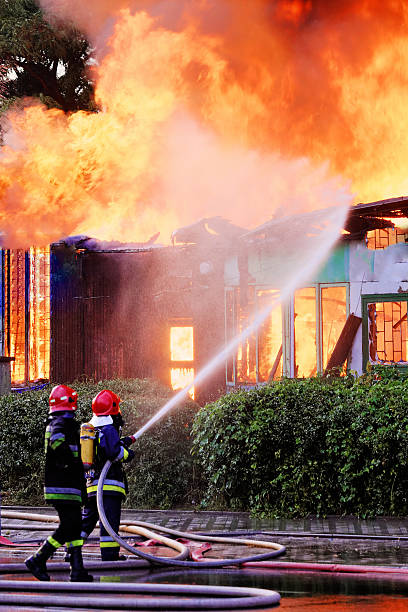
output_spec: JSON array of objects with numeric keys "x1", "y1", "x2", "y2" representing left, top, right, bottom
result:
[
  {"x1": 80, "y1": 423, "x2": 97, "y2": 482},
  {"x1": 80, "y1": 415, "x2": 134, "y2": 484}
]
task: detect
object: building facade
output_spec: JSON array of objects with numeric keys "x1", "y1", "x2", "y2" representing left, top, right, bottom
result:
[{"x1": 1, "y1": 198, "x2": 407, "y2": 399}]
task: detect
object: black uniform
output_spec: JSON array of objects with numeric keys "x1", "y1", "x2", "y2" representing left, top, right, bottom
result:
[
  {"x1": 43, "y1": 411, "x2": 87, "y2": 549},
  {"x1": 25, "y1": 409, "x2": 92, "y2": 582},
  {"x1": 81, "y1": 418, "x2": 134, "y2": 560}
]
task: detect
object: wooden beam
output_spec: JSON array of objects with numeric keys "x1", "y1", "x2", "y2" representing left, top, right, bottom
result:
[
  {"x1": 324, "y1": 314, "x2": 362, "y2": 376},
  {"x1": 268, "y1": 345, "x2": 283, "y2": 382}
]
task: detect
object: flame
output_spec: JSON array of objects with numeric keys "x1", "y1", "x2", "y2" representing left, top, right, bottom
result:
[
  {"x1": 3, "y1": 1, "x2": 407, "y2": 245},
  {"x1": 4, "y1": 247, "x2": 50, "y2": 383},
  {"x1": 31, "y1": 0, "x2": 408, "y2": 215},
  {"x1": 258, "y1": 290, "x2": 282, "y2": 382},
  {"x1": 0, "y1": 1, "x2": 368, "y2": 248},
  {"x1": 29, "y1": 247, "x2": 50, "y2": 380},
  {"x1": 294, "y1": 287, "x2": 317, "y2": 377},
  {"x1": 4, "y1": 250, "x2": 26, "y2": 382},
  {"x1": 170, "y1": 326, "x2": 194, "y2": 398}
]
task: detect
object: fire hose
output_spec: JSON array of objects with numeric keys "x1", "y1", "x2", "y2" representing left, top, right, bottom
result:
[
  {"x1": 96, "y1": 458, "x2": 285, "y2": 568},
  {"x1": 0, "y1": 508, "x2": 285, "y2": 566},
  {"x1": 0, "y1": 579, "x2": 281, "y2": 609}
]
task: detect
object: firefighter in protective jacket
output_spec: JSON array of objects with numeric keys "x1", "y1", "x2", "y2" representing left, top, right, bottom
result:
[
  {"x1": 81, "y1": 389, "x2": 135, "y2": 560},
  {"x1": 25, "y1": 385, "x2": 93, "y2": 582}
]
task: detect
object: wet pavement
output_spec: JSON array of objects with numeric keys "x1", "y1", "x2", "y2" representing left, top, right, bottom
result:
[
  {"x1": 1, "y1": 506, "x2": 408, "y2": 567},
  {"x1": 2, "y1": 507, "x2": 408, "y2": 610}
]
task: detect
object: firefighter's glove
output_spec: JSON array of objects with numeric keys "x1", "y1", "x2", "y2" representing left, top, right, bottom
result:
[
  {"x1": 121, "y1": 435, "x2": 136, "y2": 448},
  {"x1": 124, "y1": 448, "x2": 135, "y2": 463}
]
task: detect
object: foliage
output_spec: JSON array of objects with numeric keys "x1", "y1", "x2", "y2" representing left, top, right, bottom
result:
[
  {"x1": 192, "y1": 366, "x2": 408, "y2": 517},
  {"x1": 0, "y1": 378, "x2": 201, "y2": 508},
  {"x1": 0, "y1": 0, "x2": 96, "y2": 122},
  {"x1": 5, "y1": 368, "x2": 408, "y2": 517}
]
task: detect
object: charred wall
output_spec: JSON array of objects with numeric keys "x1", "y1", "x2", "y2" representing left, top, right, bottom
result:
[
  {"x1": 51, "y1": 246, "x2": 157, "y2": 382},
  {"x1": 50, "y1": 243, "x2": 226, "y2": 403}
]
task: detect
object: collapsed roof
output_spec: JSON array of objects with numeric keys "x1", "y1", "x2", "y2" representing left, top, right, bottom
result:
[
  {"x1": 171, "y1": 217, "x2": 246, "y2": 245},
  {"x1": 58, "y1": 232, "x2": 161, "y2": 252},
  {"x1": 344, "y1": 197, "x2": 408, "y2": 238},
  {"x1": 57, "y1": 197, "x2": 408, "y2": 251}
]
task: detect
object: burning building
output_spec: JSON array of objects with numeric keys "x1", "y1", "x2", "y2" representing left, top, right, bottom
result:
[
  {"x1": 224, "y1": 197, "x2": 408, "y2": 387},
  {"x1": 2, "y1": 196, "x2": 408, "y2": 401},
  {"x1": 2, "y1": 2, "x2": 408, "y2": 399}
]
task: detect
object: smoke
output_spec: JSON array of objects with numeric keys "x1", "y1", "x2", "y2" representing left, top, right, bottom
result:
[
  {"x1": 0, "y1": 2, "x2": 362, "y2": 247},
  {"x1": 37, "y1": 0, "x2": 408, "y2": 204},
  {"x1": 157, "y1": 112, "x2": 351, "y2": 230}
]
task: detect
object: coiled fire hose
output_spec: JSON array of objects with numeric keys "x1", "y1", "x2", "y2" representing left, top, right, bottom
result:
[
  {"x1": 96, "y1": 458, "x2": 286, "y2": 568},
  {"x1": 0, "y1": 580, "x2": 281, "y2": 609}
]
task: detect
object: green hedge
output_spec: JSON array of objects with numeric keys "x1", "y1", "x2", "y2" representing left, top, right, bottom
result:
[
  {"x1": 191, "y1": 367, "x2": 408, "y2": 517},
  {"x1": 4, "y1": 369, "x2": 408, "y2": 516},
  {"x1": 0, "y1": 379, "x2": 200, "y2": 508}
]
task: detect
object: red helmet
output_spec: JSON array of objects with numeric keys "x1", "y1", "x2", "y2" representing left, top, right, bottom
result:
[
  {"x1": 92, "y1": 390, "x2": 121, "y2": 416},
  {"x1": 49, "y1": 384, "x2": 78, "y2": 412}
]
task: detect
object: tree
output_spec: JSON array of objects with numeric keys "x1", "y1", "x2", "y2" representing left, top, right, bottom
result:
[{"x1": 0, "y1": 0, "x2": 96, "y2": 119}]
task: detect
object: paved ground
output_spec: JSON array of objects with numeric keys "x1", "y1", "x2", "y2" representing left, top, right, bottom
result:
[
  {"x1": 4, "y1": 505, "x2": 408, "y2": 535},
  {"x1": 1, "y1": 506, "x2": 408, "y2": 567}
]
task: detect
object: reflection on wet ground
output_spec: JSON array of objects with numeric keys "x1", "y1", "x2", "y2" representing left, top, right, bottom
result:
[
  {"x1": 124, "y1": 567, "x2": 408, "y2": 610},
  {"x1": 2, "y1": 508, "x2": 408, "y2": 609},
  {"x1": 1, "y1": 566, "x2": 408, "y2": 610}
]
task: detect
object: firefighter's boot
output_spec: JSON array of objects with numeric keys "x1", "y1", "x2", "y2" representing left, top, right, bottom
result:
[
  {"x1": 69, "y1": 547, "x2": 93, "y2": 582},
  {"x1": 25, "y1": 540, "x2": 55, "y2": 581}
]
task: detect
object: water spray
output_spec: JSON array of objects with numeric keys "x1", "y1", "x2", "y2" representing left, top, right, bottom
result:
[{"x1": 97, "y1": 205, "x2": 349, "y2": 566}]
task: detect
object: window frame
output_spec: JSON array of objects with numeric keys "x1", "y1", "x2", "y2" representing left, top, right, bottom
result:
[
  {"x1": 225, "y1": 282, "x2": 350, "y2": 385},
  {"x1": 318, "y1": 283, "x2": 350, "y2": 373},
  {"x1": 361, "y1": 293, "x2": 408, "y2": 372}
]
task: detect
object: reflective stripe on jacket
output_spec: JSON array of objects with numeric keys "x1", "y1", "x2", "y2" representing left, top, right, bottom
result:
[
  {"x1": 43, "y1": 412, "x2": 86, "y2": 505},
  {"x1": 86, "y1": 424, "x2": 130, "y2": 499}
]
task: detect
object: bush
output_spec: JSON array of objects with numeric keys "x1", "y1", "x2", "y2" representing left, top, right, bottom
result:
[
  {"x1": 5, "y1": 368, "x2": 408, "y2": 516},
  {"x1": 0, "y1": 379, "x2": 201, "y2": 508},
  {"x1": 191, "y1": 367, "x2": 408, "y2": 517}
]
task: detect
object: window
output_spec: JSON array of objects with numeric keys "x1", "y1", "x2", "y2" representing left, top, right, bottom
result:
[
  {"x1": 366, "y1": 227, "x2": 407, "y2": 250},
  {"x1": 321, "y1": 286, "x2": 348, "y2": 370},
  {"x1": 4, "y1": 247, "x2": 50, "y2": 384},
  {"x1": 169, "y1": 324, "x2": 195, "y2": 398},
  {"x1": 226, "y1": 287, "x2": 282, "y2": 384},
  {"x1": 4, "y1": 250, "x2": 26, "y2": 382},
  {"x1": 234, "y1": 287, "x2": 257, "y2": 384},
  {"x1": 294, "y1": 287, "x2": 317, "y2": 377},
  {"x1": 257, "y1": 289, "x2": 282, "y2": 382},
  {"x1": 226, "y1": 283, "x2": 349, "y2": 384},
  {"x1": 362, "y1": 295, "x2": 408, "y2": 369},
  {"x1": 29, "y1": 247, "x2": 50, "y2": 380}
]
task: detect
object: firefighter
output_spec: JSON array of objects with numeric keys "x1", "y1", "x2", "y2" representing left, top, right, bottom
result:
[
  {"x1": 25, "y1": 385, "x2": 93, "y2": 582},
  {"x1": 80, "y1": 390, "x2": 135, "y2": 560}
]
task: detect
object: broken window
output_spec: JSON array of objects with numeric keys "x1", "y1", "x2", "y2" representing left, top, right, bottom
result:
[
  {"x1": 321, "y1": 286, "x2": 347, "y2": 370},
  {"x1": 366, "y1": 227, "x2": 407, "y2": 250},
  {"x1": 226, "y1": 284, "x2": 349, "y2": 384},
  {"x1": 4, "y1": 247, "x2": 50, "y2": 384},
  {"x1": 367, "y1": 300, "x2": 408, "y2": 364},
  {"x1": 29, "y1": 247, "x2": 50, "y2": 380},
  {"x1": 226, "y1": 287, "x2": 280, "y2": 385},
  {"x1": 4, "y1": 250, "x2": 26, "y2": 382},
  {"x1": 257, "y1": 289, "x2": 282, "y2": 382},
  {"x1": 169, "y1": 325, "x2": 194, "y2": 398},
  {"x1": 294, "y1": 287, "x2": 317, "y2": 378},
  {"x1": 225, "y1": 289, "x2": 235, "y2": 383},
  {"x1": 235, "y1": 287, "x2": 257, "y2": 383}
]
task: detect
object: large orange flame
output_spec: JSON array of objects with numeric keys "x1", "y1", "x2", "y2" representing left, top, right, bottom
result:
[{"x1": 5, "y1": 0, "x2": 407, "y2": 247}]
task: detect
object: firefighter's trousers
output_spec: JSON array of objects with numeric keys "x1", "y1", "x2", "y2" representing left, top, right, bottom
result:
[
  {"x1": 49, "y1": 502, "x2": 83, "y2": 549},
  {"x1": 81, "y1": 495, "x2": 122, "y2": 560}
]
